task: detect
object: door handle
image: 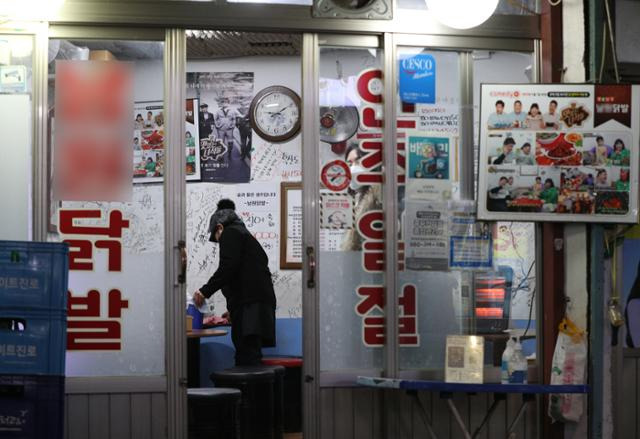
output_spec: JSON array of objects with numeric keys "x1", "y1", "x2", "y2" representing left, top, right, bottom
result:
[
  {"x1": 178, "y1": 240, "x2": 187, "y2": 284},
  {"x1": 306, "y1": 246, "x2": 316, "y2": 289}
]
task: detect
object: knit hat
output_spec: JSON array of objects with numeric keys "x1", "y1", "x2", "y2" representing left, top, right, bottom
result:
[{"x1": 208, "y1": 199, "x2": 242, "y2": 242}]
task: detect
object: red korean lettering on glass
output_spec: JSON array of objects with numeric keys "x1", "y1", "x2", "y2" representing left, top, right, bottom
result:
[
  {"x1": 67, "y1": 289, "x2": 129, "y2": 350},
  {"x1": 59, "y1": 209, "x2": 129, "y2": 272},
  {"x1": 356, "y1": 286, "x2": 385, "y2": 347}
]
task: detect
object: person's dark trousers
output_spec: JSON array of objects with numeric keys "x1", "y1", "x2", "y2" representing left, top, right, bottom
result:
[
  {"x1": 230, "y1": 308, "x2": 263, "y2": 366},
  {"x1": 234, "y1": 334, "x2": 262, "y2": 366}
]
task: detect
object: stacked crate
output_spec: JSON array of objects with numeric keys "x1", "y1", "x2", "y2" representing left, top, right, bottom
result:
[{"x1": 0, "y1": 241, "x2": 69, "y2": 439}]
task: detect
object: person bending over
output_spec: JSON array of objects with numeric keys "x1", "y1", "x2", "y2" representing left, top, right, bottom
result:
[{"x1": 193, "y1": 199, "x2": 276, "y2": 366}]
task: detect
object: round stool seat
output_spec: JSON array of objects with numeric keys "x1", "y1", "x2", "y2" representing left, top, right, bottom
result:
[
  {"x1": 210, "y1": 366, "x2": 277, "y2": 439},
  {"x1": 188, "y1": 387, "x2": 241, "y2": 439},
  {"x1": 262, "y1": 357, "x2": 303, "y2": 368},
  {"x1": 188, "y1": 387, "x2": 241, "y2": 399},
  {"x1": 210, "y1": 366, "x2": 276, "y2": 383}
]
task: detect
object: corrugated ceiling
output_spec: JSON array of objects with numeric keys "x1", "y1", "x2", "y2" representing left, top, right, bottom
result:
[{"x1": 186, "y1": 30, "x2": 301, "y2": 58}]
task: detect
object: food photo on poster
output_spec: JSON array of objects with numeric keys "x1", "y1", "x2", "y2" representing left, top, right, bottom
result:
[
  {"x1": 478, "y1": 83, "x2": 639, "y2": 223},
  {"x1": 132, "y1": 99, "x2": 202, "y2": 183}
]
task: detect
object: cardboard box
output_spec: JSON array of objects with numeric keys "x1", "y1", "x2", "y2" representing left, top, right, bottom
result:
[{"x1": 89, "y1": 50, "x2": 116, "y2": 61}]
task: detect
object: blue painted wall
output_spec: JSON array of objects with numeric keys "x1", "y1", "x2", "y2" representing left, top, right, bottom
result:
[{"x1": 199, "y1": 318, "x2": 302, "y2": 384}]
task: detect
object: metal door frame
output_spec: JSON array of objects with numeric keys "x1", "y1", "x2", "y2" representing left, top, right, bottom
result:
[
  {"x1": 301, "y1": 30, "x2": 540, "y2": 439},
  {"x1": 37, "y1": 24, "x2": 187, "y2": 439}
]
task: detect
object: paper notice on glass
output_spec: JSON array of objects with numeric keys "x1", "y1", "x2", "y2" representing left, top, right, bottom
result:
[
  {"x1": 321, "y1": 193, "x2": 354, "y2": 229},
  {"x1": 417, "y1": 104, "x2": 459, "y2": 135},
  {"x1": 445, "y1": 335, "x2": 484, "y2": 384},
  {"x1": 404, "y1": 201, "x2": 449, "y2": 271},
  {"x1": 405, "y1": 132, "x2": 454, "y2": 201},
  {"x1": 320, "y1": 229, "x2": 348, "y2": 252},
  {"x1": 449, "y1": 201, "x2": 493, "y2": 270}
]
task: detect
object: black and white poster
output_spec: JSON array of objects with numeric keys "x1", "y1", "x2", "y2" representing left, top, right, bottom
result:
[{"x1": 186, "y1": 72, "x2": 254, "y2": 183}]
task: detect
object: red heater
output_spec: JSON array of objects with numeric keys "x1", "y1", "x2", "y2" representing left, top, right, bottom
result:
[{"x1": 473, "y1": 266, "x2": 513, "y2": 334}]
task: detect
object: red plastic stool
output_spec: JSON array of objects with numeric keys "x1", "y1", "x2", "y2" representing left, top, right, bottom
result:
[{"x1": 262, "y1": 357, "x2": 303, "y2": 433}]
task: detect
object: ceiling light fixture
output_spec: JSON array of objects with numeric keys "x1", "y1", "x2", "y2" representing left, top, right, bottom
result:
[{"x1": 426, "y1": 0, "x2": 499, "y2": 29}]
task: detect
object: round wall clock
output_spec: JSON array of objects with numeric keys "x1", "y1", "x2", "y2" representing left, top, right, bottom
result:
[{"x1": 249, "y1": 85, "x2": 301, "y2": 143}]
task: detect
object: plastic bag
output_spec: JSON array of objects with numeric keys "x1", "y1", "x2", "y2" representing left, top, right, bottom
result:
[{"x1": 548, "y1": 317, "x2": 587, "y2": 423}]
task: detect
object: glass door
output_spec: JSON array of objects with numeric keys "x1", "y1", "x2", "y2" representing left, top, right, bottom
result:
[
  {"x1": 315, "y1": 41, "x2": 387, "y2": 379},
  {"x1": 47, "y1": 36, "x2": 167, "y2": 376},
  {"x1": 183, "y1": 29, "x2": 304, "y2": 378}
]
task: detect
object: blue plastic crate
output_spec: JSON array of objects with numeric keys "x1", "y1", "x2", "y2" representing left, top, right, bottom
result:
[
  {"x1": 0, "y1": 374, "x2": 64, "y2": 439},
  {"x1": 0, "y1": 241, "x2": 69, "y2": 312},
  {"x1": 0, "y1": 309, "x2": 66, "y2": 376}
]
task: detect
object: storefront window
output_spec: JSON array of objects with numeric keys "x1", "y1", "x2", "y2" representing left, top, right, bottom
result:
[
  {"x1": 0, "y1": 34, "x2": 34, "y2": 241},
  {"x1": 396, "y1": 48, "x2": 464, "y2": 372},
  {"x1": 395, "y1": 48, "x2": 537, "y2": 375},
  {"x1": 48, "y1": 39, "x2": 166, "y2": 377},
  {"x1": 318, "y1": 46, "x2": 385, "y2": 371}
]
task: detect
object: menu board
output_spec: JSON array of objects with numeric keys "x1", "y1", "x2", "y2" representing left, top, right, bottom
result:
[
  {"x1": 478, "y1": 84, "x2": 639, "y2": 223},
  {"x1": 281, "y1": 182, "x2": 302, "y2": 269}
]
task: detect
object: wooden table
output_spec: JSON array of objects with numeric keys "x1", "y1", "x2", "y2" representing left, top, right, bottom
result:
[{"x1": 187, "y1": 329, "x2": 228, "y2": 387}]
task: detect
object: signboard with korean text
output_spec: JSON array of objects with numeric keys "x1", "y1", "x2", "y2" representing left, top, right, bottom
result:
[
  {"x1": 60, "y1": 191, "x2": 165, "y2": 376},
  {"x1": 478, "y1": 84, "x2": 639, "y2": 223},
  {"x1": 54, "y1": 61, "x2": 133, "y2": 202},
  {"x1": 281, "y1": 183, "x2": 302, "y2": 269}
]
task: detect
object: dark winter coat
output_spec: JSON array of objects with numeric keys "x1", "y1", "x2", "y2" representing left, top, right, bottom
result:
[{"x1": 200, "y1": 221, "x2": 276, "y2": 313}]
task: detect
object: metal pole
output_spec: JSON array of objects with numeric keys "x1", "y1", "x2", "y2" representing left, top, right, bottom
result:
[
  {"x1": 301, "y1": 32, "x2": 320, "y2": 439},
  {"x1": 590, "y1": 225, "x2": 605, "y2": 439},
  {"x1": 382, "y1": 31, "x2": 399, "y2": 439},
  {"x1": 164, "y1": 27, "x2": 187, "y2": 439},
  {"x1": 32, "y1": 22, "x2": 49, "y2": 241}
]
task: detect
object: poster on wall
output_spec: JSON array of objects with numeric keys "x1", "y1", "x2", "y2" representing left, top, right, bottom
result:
[
  {"x1": 405, "y1": 132, "x2": 454, "y2": 200},
  {"x1": 404, "y1": 200, "x2": 449, "y2": 271},
  {"x1": 132, "y1": 99, "x2": 201, "y2": 183},
  {"x1": 478, "y1": 84, "x2": 639, "y2": 223},
  {"x1": 186, "y1": 72, "x2": 254, "y2": 183}
]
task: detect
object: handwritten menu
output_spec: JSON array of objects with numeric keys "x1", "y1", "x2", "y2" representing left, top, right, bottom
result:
[
  {"x1": 282, "y1": 184, "x2": 303, "y2": 268},
  {"x1": 251, "y1": 140, "x2": 279, "y2": 181},
  {"x1": 236, "y1": 183, "x2": 280, "y2": 273}
]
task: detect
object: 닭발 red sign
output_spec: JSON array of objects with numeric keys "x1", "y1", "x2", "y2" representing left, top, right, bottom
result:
[{"x1": 54, "y1": 60, "x2": 133, "y2": 201}]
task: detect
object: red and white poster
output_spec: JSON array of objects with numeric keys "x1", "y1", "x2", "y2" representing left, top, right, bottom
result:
[{"x1": 54, "y1": 61, "x2": 133, "y2": 202}]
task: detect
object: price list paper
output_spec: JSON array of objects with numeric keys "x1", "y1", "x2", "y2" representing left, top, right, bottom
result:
[{"x1": 404, "y1": 201, "x2": 449, "y2": 271}]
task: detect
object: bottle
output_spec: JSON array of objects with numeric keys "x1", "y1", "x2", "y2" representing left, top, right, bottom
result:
[
  {"x1": 508, "y1": 337, "x2": 528, "y2": 384},
  {"x1": 501, "y1": 337, "x2": 515, "y2": 384}
]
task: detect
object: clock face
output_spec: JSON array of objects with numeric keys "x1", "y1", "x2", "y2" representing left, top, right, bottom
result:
[{"x1": 250, "y1": 86, "x2": 301, "y2": 142}]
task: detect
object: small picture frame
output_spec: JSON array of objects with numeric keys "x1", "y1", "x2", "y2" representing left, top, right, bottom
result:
[{"x1": 280, "y1": 182, "x2": 303, "y2": 270}]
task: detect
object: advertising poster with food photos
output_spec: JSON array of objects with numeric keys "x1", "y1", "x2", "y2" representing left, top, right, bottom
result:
[{"x1": 478, "y1": 84, "x2": 639, "y2": 223}]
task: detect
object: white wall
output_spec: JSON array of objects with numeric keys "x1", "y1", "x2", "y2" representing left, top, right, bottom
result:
[
  {"x1": 0, "y1": 94, "x2": 31, "y2": 240},
  {"x1": 130, "y1": 56, "x2": 303, "y2": 318}
]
